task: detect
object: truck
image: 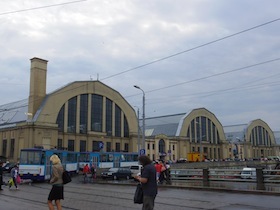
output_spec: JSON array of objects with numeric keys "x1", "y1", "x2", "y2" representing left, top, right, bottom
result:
[{"x1": 187, "y1": 152, "x2": 205, "y2": 162}]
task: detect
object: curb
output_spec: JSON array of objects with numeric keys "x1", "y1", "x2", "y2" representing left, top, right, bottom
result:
[{"x1": 89, "y1": 180, "x2": 280, "y2": 196}]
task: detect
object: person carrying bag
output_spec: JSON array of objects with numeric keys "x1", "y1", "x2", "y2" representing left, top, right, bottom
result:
[
  {"x1": 134, "y1": 183, "x2": 143, "y2": 204},
  {"x1": 134, "y1": 155, "x2": 157, "y2": 210}
]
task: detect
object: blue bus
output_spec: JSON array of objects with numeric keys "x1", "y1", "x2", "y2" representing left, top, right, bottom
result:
[
  {"x1": 19, "y1": 148, "x2": 79, "y2": 181},
  {"x1": 79, "y1": 152, "x2": 138, "y2": 170}
]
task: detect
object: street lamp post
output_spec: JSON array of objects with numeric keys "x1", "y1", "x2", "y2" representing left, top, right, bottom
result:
[
  {"x1": 134, "y1": 106, "x2": 141, "y2": 154},
  {"x1": 134, "y1": 85, "x2": 145, "y2": 152}
]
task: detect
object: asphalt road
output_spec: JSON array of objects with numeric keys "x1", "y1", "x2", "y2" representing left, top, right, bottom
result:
[{"x1": 0, "y1": 175, "x2": 280, "y2": 210}]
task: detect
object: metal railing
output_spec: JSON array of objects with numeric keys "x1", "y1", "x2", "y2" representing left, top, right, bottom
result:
[{"x1": 170, "y1": 168, "x2": 280, "y2": 183}]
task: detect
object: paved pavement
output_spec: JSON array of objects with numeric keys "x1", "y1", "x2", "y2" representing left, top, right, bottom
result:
[{"x1": 1, "y1": 175, "x2": 280, "y2": 210}]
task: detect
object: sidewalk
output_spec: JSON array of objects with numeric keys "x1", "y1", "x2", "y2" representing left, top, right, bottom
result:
[{"x1": 1, "y1": 178, "x2": 280, "y2": 210}]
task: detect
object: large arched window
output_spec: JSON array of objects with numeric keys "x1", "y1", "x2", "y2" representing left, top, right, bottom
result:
[
  {"x1": 56, "y1": 94, "x2": 130, "y2": 138},
  {"x1": 159, "y1": 139, "x2": 165, "y2": 153},
  {"x1": 250, "y1": 126, "x2": 272, "y2": 146},
  {"x1": 188, "y1": 117, "x2": 220, "y2": 144}
]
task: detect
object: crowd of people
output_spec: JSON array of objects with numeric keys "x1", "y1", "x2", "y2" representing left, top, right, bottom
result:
[
  {"x1": 82, "y1": 163, "x2": 96, "y2": 183},
  {"x1": 0, "y1": 155, "x2": 169, "y2": 210},
  {"x1": 154, "y1": 160, "x2": 171, "y2": 184}
]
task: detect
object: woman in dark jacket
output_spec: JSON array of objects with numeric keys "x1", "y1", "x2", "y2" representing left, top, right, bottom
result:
[
  {"x1": 48, "y1": 155, "x2": 64, "y2": 210},
  {"x1": 135, "y1": 155, "x2": 157, "y2": 210}
]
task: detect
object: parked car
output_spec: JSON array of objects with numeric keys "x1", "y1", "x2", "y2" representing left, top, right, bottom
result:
[
  {"x1": 2, "y1": 162, "x2": 17, "y2": 173},
  {"x1": 101, "y1": 168, "x2": 132, "y2": 180},
  {"x1": 176, "y1": 158, "x2": 187, "y2": 163},
  {"x1": 129, "y1": 165, "x2": 142, "y2": 176}
]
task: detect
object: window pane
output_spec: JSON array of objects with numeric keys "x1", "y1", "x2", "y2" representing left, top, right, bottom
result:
[
  {"x1": 68, "y1": 97, "x2": 77, "y2": 133},
  {"x1": 91, "y1": 94, "x2": 103, "y2": 132},
  {"x1": 115, "y1": 104, "x2": 121, "y2": 137},
  {"x1": 68, "y1": 140, "x2": 75, "y2": 151},
  {"x1": 80, "y1": 94, "x2": 88, "y2": 134},
  {"x1": 80, "y1": 140, "x2": 86, "y2": 152},
  {"x1": 106, "y1": 98, "x2": 112, "y2": 135},
  {"x1": 56, "y1": 105, "x2": 65, "y2": 132}
]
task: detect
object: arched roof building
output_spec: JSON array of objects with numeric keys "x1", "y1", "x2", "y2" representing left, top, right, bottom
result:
[
  {"x1": 0, "y1": 58, "x2": 138, "y2": 161},
  {"x1": 224, "y1": 119, "x2": 278, "y2": 159},
  {"x1": 145, "y1": 108, "x2": 279, "y2": 161},
  {"x1": 0, "y1": 58, "x2": 279, "y2": 162},
  {"x1": 144, "y1": 108, "x2": 228, "y2": 160}
]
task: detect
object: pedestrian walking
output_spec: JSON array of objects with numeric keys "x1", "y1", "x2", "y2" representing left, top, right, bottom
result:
[
  {"x1": 48, "y1": 154, "x2": 64, "y2": 210},
  {"x1": 164, "y1": 161, "x2": 171, "y2": 184},
  {"x1": 0, "y1": 162, "x2": 3, "y2": 190},
  {"x1": 135, "y1": 155, "x2": 157, "y2": 210},
  {"x1": 83, "y1": 164, "x2": 91, "y2": 183},
  {"x1": 154, "y1": 161, "x2": 162, "y2": 184},
  {"x1": 91, "y1": 164, "x2": 96, "y2": 180},
  {"x1": 159, "y1": 160, "x2": 166, "y2": 184},
  {"x1": 9, "y1": 165, "x2": 19, "y2": 190}
]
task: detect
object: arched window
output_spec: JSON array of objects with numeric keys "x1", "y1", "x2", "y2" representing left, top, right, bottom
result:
[
  {"x1": 56, "y1": 94, "x2": 130, "y2": 138},
  {"x1": 188, "y1": 117, "x2": 220, "y2": 144},
  {"x1": 250, "y1": 126, "x2": 272, "y2": 146},
  {"x1": 159, "y1": 139, "x2": 165, "y2": 153}
]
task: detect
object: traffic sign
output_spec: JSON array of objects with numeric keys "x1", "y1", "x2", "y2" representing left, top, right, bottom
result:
[{"x1": 139, "y1": 149, "x2": 145, "y2": 155}]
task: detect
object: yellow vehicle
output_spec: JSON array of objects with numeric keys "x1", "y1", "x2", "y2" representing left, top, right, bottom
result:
[{"x1": 187, "y1": 152, "x2": 205, "y2": 162}]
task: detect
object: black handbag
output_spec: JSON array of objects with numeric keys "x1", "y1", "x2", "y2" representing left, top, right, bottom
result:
[
  {"x1": 62, "y1": 170, "x2": 72, "y2": 184},
  {"x1": 134, "y1": 183, "x2": 143, "y2": 204}
]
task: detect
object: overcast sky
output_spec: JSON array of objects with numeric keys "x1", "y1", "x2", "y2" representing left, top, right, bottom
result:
[{"x1": 0, "y1": 0, "x2": 279, "y2": 130}]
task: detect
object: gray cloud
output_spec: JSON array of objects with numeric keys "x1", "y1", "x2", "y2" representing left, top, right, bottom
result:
[{"x1": 0, "y1": 0, "x2": 280, "y2": 130}]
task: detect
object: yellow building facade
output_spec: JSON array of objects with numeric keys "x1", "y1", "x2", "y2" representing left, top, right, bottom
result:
[
  {"x1": 0, "y1": 58, "x2": 279, "y2": 163},
  {"x1": 0, "y1": 58, "x2": 139, "y2": 162}
]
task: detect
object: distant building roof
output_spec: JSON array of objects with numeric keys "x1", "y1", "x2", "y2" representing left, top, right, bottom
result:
[
  {"x1": 0, "y1": 99, "x2": 28, "y2": 129},
  {"x1": 143, "y1": 113, "x2": 185, "y2": 137},
  {"x1": 143, "y1": 113, "x2": 279, "y2": 143},
  {"x1": 223, "y1": 124, "x2": 247, "y2": 142},
  {"x1": 275, "y1": 131, "x2": 280, "y2": 144}
]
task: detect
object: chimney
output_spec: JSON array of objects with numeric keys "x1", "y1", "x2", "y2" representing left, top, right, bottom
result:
[{"x1": 28, "y1": 57, "x2": 48, "y2": 119}]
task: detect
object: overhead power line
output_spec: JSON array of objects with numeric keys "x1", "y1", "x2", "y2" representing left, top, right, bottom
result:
[
  {"x1": 0, "y1": 0, "x2": 87, "y2": 16},
  {"x1": 125, "y1": 57, "x2": 280, "y2": 98},
  {"x1": 1, "y1": 57, "x2": 280, "y2": 113},
  {"x1": 101, "y1": 17, "x2": 280, "y2": 81},
  {"x1": 145, "y1": 57, "x2": 280, "y2": 94}
]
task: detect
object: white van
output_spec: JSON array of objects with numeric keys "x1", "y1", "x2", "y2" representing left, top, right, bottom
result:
[
  {"x1": 241, "y1": 167, "x2": 256, "y2": 179},
  {"x1": 129, "y1": 165, "x2": 142, "y2": 175}
]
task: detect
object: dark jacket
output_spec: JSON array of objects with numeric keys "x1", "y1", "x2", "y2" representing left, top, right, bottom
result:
[
  {"x1": 0, "y1": 165, "x2": 3, "y2": 185},
  {"x1": 141, "y1": 163, "x2": 158, "y2": 197}
]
